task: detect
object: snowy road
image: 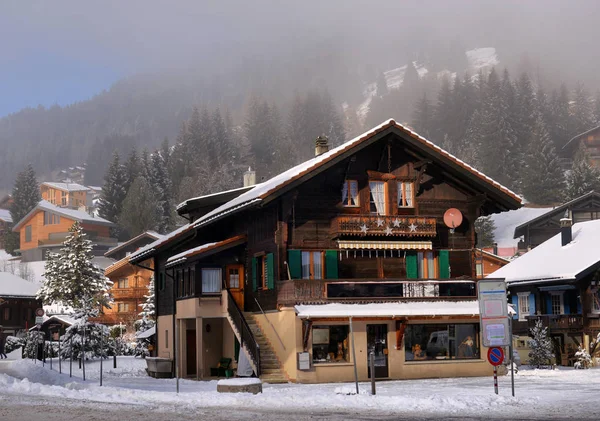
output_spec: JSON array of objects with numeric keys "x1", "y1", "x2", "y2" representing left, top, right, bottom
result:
[{"x1": 1, "y1": 355, "x2": 599, "y2": 420}]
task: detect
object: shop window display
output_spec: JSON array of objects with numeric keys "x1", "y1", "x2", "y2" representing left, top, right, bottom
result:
[
  {"x1": 312, "y1": 326, "x2": 349, "y2": 363},
  {"x1": 405, "y1": 323, "x2": 479, "y2": 361}
]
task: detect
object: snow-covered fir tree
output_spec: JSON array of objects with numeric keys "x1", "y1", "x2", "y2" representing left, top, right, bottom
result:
[
  {"x1": 528, "y1": 319, "x2": 554, "y2": 368},
  {"x1": 149, "y1": 153, "x2": 173, "y2": 234},
  {"x1": 474, "y1": 216, "x2": 496, "y2": 248},
  {"x1": 566, "y1": 146, "x2": 600, "y2": 200},
  {"x1": 134, "y1": 276, "x2": 156, "y2": 357},
  {"x1": 98, "y1": 151, "x2": 128, "y2": 227},
  {"x1": 521, "y1": 114, "x2": 564, "y2": 204},
  {"x1": 60, "y1": 305, "x2": 115, "y2": 360},
  {"x1": 411, "y1": 93, "x2": 432, "y2": 139},
  {"x1": 571, "y1": 83, "x2": 595, "y2": 137},
  {"x1": 7, "y1": 164, "x2": 41, "y2": 255},
  {"x1": 574, "y1": 346, "x2": 592, "y2": 369},
  {"x1": 118, "y1": 176, "x2": 160, "y2": 237}
]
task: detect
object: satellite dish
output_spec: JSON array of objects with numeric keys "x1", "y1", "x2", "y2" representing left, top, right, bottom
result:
[{"x1": 443, "y1": 208, "x2": 463, "y2": 229}]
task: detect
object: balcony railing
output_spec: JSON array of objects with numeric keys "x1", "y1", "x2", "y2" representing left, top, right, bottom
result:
[
  {"x1": 277, "y1": 278, "x2": 476, "y2": 305},
  {"x1": 526, "y1": 315, "x2": 583, "y2": 331},
  {"x1": 111, "y1": 287, "x2": 148, "y2": 300},
  {"x1": 331, "y1": 215, "x2": 437, "y2": 237}
]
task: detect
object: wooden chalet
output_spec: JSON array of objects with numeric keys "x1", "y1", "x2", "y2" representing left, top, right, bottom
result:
[
  {"x1": 562, "y1": 125, "x2": 600, "y2": 168},
  {"x1": 0, "y1": 272, "x2": 41, "y2": 335},
  {"x1": 94, "y1": 232, "x2": 163, "y2": 330},
  {"x1": 12, "y1": 200, "x2": 116, "y2": 262},
  {"x1": 129, "y1": 119, "x2": 521, "y2": 383},
  {"x1": 40, "y1": 182, "x2": 92, "y2": 210},
  {"x1": 514, "y1": 191, "x2": 600, "y2": 250},
  {"x1": 475, "y1": 248, "x2": 509, "y2": 278},
  {"x1": 494, "y1": 217, "x2": 600, "y2": 366}
]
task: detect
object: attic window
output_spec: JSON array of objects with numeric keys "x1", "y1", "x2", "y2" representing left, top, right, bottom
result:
[
  {"x1": 397, "y1": 182, "x2": 414, "y2": 208},
  {"x1": 342, "y1": 180, "x2": 359, "y2": 207}
]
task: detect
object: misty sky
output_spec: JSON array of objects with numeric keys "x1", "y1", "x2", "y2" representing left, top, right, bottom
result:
[{"x1": 1, "y1": 0, "x2": 599, "y2": 117}]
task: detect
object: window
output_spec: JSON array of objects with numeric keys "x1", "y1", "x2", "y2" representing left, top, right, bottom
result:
[
  {"x1": 417, "y1": 251, "x2": 436, "y2": 278},
  {"x1": 369, "y1": 181, "x2": 386, "y2": 215},
  {"x1": 3, "y1": 307, "x2": 11, "y2": 320},
  {"x1": 550, "y1": 292, "x2": 564, "y2": 315},
  {"x1": 117, "y1": 303, "x2": 130, "y2": 312},
  {"x1": 405, "y1": 323, "x2": 480, "y2": 361},
  {"x1": 43, "y1": 212, "x2": 60, "y2": 225},
  {"x1": 397, "y1": 181, "x2": 414, "y2": 208},
  {"x1": 591, "y1": 288, "x2": 600, "y2": 314},
  {"x1": 117, "y1": 278, "x2": 129, "y2": 289},
  {"x1": 188, "y1": 267, "x2": 196, "y2": 296},
  {"x1": 228, "y1": 267, "x2": 240, "y2": 288},
  {"x1": 475, "y1": 262, "x2": 483, "y2": 277},
  {"x1": 312, "y1": 325, "x2": 349, "y2": 364},
  {"x1": 253, "y1": 254, "x2": 274, "y2": 290},
  {"x1": 61, "y1": 192, "x2": 67, "y2": 206},
  {"x1": 301, "y1": 251, "x2": 323, "y2": 279},
  {"x1": 25, "y1": 225, "x2": 32, "y2": 243},
  {"x1": 518, "y1": 293, "x2": 530, "y2": 321},
  {"x1": 341, "y1": 180, "x2": 359, "y2": 207},
  {"x1": 202, "y1": 268, "x2": 222, "y2": 294}
]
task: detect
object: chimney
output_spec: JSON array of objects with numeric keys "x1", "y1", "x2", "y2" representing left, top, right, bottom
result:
[
  {"x1": 243, "y1": 167, "x2": 256, "y2": 187},
  {"x1": 315, "y1": 135, "x2": 329, "y2": 156},
  {"x1": 560, "y1": 212, "x2": 572, "y2": 246},
  {"x1": 492, "y1": 242, "x2": 498, "y2": 256}
]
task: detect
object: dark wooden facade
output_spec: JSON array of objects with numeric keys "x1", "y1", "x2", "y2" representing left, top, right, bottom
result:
[
  {"x1": 0, "y1": 296, "x2": 40, "y2": 335},
  {"x1": 514, "y1": 191, "x2": 600, "y2": 250}
]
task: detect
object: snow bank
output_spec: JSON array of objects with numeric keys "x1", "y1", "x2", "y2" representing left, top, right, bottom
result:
[{"x1": 217, "y1": 378, "x2": 261, "y2": 386}]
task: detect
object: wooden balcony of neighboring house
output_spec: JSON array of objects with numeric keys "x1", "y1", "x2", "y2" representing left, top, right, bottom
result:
[
  {"x1": 526, "y1": 314, "x2": 584, "y2": 332},
  {"x1": 110, "y1": 287, "x2": 148, "y2": 300},
  {"x1": 93, "y1": 311, "x2": 138, "y2": 326},
  {"x1": 277, "y1": 278, "x2": 477, "y2": 306},
  {"x1": 511, "y1": 319, "x2": 531, "y2": 335},
  {"x1": 331, "y1": 215, "x2": 437, "y2": 237}
]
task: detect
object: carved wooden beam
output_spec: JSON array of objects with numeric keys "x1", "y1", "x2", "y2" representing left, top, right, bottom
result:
[{"x1": 415, "y1": 163, "x2": 429, "y2": 194}]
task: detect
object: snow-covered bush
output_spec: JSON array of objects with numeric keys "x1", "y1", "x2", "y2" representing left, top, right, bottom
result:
[
  {"x1": 528, "y1": 319, "x2": 554, "y2": 368},
  {"x1": 23, "y1": 330, "x2": 45, "y2": 359},
  {"x1": 574, "y1": 346, "x2": 592, "y2": 369},
  {"x1": 134, "y1": 276, "x2": 155, "y2": 358},
  {"x1": 5, "y1": 336, "x2": 25, "y2": 354}
]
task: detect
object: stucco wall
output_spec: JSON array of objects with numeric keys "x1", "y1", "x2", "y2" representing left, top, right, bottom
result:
[{"x1": 157, "y1": 314, "x2": 174, "y2": 359}]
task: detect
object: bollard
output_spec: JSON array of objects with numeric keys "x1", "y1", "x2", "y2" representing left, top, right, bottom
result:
[
  {"x1": 114, "y1": 355, "x2": 117, "y2": 369},
  {"x1": 370, "y1": 352, "x2": 376, "y2": 395}
]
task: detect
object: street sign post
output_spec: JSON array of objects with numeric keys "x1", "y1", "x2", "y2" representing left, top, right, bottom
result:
[{"x1": 487, "y1": 347, "x2": 504, "y2": 395}]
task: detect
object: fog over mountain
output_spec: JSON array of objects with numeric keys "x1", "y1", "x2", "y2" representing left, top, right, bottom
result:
[{"x1": 1, "y1": 0, "x2": 599, "y2": 190}]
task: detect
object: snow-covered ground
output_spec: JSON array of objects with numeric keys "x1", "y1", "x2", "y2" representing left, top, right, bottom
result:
[{"x1": 1, "y1": 351, "x2": 599, "y2": 419}]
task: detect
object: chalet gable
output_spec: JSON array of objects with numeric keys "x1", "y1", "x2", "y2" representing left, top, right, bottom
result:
[{"x1": 12, "y1": 200, "x2": 114, "y2": 232}]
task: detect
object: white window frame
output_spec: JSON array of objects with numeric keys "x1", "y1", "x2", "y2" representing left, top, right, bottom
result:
[
  {"x1": 591, "y1": 288, "x2": 600, "y2": 314},
  {"x1": 517, "y1": 292, "x2": 530, "y2": 321},
  {"x1": 201, "y1": 268, "x2": 222, "y2": 294},
  {"x1": 341, "y1": 180, "x2": 359, "y2": 207},
  {"x1": 549, "y1": 291, "x2": 564, "y2": 315},
  {"x1": 397, "y1": 181, "x2": 414, "y2": 208}
]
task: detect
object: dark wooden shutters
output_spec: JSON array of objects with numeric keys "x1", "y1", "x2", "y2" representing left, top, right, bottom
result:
[
  {"x1": 266, "y1": 253, "x2": 275, "y2": 289},
  {"x1": 438, "y1": 250, "x2": 450, "y2": 279},
  {"x1": 288, "y1": 250, "x2": 302, "y2": 279},
  {"x1": 325, "y1": 250, "x2": 338, "y2": 279},
  {"x1": 252, "y1": 257, "x2": 258, "y2": 291},
  {"x1": 406, "y1": 251, "x2": 418, "y2": 278}
]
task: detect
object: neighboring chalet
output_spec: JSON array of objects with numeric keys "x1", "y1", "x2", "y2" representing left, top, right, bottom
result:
[
  {"x1": 0, "y1": 209, "x2": 12, "y2": 249},
  {"x1": 475, "y1": 248, "x2": 509, "y2": 278},
  {"x1": 95, "y1": 232, "x2": 163, "y2": 329},
  {"x1": 514, "y1": 191, "x2": 600, "y2": 251},
  {"x1": 492, "y1": 217, "x2": 600, "y2": 366},
  {"x1": 562, "y1": 125, "x2": 600, "y2": 168},
  {"x1": 0, "y1": 272, "x2": 41, "y2": 334},
  {"x1": 12, "y1": 200, "x2": 116, "y2": 262},
  {"x1": 40, "y1": 182, "x2": 92, "y2": 211},
  {"x1": 129, "y1": 120, "x2": 521, "y2": 383}
]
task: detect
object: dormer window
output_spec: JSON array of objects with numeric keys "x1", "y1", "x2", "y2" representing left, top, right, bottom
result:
[
  {"x1": 398, "y1": 181, "x2": 414, "y2": 208},
  {"x1": 342, "y1": 180, "x2": 359, "y2": 207}
]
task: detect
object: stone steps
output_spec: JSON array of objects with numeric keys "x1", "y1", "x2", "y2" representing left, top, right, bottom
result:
[{"x1": 243, "y1": 313, "x2": 288, "y2": 384}]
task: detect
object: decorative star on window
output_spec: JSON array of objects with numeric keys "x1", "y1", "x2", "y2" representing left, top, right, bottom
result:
[
  {"x1": 384, "y1": 226, "x2": 393, "y2": 236},
  {"x1": 392, "y1": 218, "x2": 401, "y2": 228},
  {"x1": 376, "y1": 218, "x2": 385, "y2": 227},
  {"x1": 408, "y1": 223, "x2": 418, "y2": 232},
  {"x1": 360, "y1": 224, "x2": 369, "y2": 234}
]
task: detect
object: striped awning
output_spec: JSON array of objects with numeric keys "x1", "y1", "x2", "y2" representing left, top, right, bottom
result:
[{"x1": 337, "y1": 240, "x2": 432, "y2": 250}]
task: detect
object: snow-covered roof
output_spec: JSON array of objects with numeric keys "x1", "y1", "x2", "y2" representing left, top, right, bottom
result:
[
  {"x1": 563, "y1": 125, "x2": 600, "y2": 150},
  {"x1": 0, "y1": 209, "x2": 12, "y2": 223},
  {"x1": 489, "y1": 219, "x2": 600, "y2": 284},
  {"x1": 132, "y1": 120, "x2": 520, "y2": 262},
  {"x1": 104, "y1": 231, "x2": 164, "y2": 258},
  {"x1": 42, "y1": 182, "x2": 90, "y2": 192},
  {"x1": 136, "y1": 326, "x2": 156, "y2": 339},
  {"x1": 176, "y1": 185, "x2": 255, "y2": 211},
  {"x1": 491, "y1": 206, "x2": 552, "y2": 248},
  {"x1": 295, "y1": 301, "x2": 480, "y2": 318},
  {"x1": 165, "y1": 235, "x2": 246, "y2": 268},
  {"x1": 12, "y1": 200, "x2": 114, "y2": 231},
  {"x1": 0, "y1": 272, "x2": 40, "y2": 298}
]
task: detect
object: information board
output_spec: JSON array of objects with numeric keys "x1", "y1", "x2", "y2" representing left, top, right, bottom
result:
[
  {"x1": 478, "y1": 279, "x2": 510, "y2": 347},
  {"x1": 297, "y1": 352, "x2": 311, "y2": 370}
]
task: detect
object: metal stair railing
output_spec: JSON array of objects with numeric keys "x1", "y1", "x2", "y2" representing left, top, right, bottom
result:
[{"x1": 226, "y1": 289, "x2": 261, "y2": 376}]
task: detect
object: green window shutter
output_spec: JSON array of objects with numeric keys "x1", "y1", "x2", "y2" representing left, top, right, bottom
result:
[
  {"x1": 438, "y1": 250, "x2": 450, "y2": 279},
  {"x1": 266, "y1": 253, "x2": 275, "y2": 289},
  {"x1": 287, "y1": 250, "x2": 302, "y2": 279},
  {"x1": 406, "y1": 251, "x2": 418, "y2": 279},
  {"x1": 252, "y1": 257, "x2": 258, "y2": 291},
  {"x1": 325, "y1": 250, "x2": 338, "y2": 279}
]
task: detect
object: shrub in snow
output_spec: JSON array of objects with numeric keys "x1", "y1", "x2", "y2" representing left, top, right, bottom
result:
[
  {"x1": 60, "y1": 318, "x2": 114, "y2": 360},
  {"x1": 574, "y1": 346, "x2": 592, "y2": 369},
  {"x1": 5, "y1": 336, "x2": 25, "y2": 354},
  {"x1": 528, "y1": 319, "x2": 554, "y2": 368},
  {"x1": 23, "y1": 330, "x2": 45, "y2": 359}
]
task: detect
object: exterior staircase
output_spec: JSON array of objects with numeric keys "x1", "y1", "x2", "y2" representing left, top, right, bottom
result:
[{"x1": 244, "y1": 312, "x2": 288, "y2": 384}]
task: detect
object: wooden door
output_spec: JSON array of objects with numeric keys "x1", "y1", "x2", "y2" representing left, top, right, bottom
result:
[
  {"x1": 226, "y1": 265, "x2": 244, "y2": 310},
  {"x1": 186, "y1": 329, "x2": 197, "y2": 377}
]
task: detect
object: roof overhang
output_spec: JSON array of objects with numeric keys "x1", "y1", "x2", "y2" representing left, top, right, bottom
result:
[
  {"x1": 176, "y1": 185, "x2": 254, "y2": 216},
  {"x1": 165, "y1": 235, "x2": 247, "y2": 268}
]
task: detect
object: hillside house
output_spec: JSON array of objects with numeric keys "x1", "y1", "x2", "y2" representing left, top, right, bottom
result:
[
  {"x1": 94, "y1": 232, "x2": 163, "y2": 329},
  {"x1": 492, "y1": 217, "x2": 600, "y2": 366},
  {"x1": 129, "y1": 120, "x2": 521, "y2": 383},
  {"x1": 563, "y1": 125, "x2": 600, "y2": 168},
  {"x1": 12, "y1": 200, "x2": 116, "y2": 262},
  {"x1": 475, "y1": 248, "x2": 509, "y2": 278},
  {"x1": 40, "y1": 182, "x2": 92, "y2": 211},
  {"x1": 0, "y1": 272, "x2": 41, "y2": 334}
]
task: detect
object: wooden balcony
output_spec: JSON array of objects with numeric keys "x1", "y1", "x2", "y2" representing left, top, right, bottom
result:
[
  {"x1": 331, "y1": 215, "x2": 437, "y2": 237},
  {"x1": 111, "y1": 287, "x2": 148, "y2": 300},
  {"x1": 526, "y1": 315, "x2": 584, "y2": 332},
  {"x1": 277, "y1": 278, "x2": 476, "y2": 306}
]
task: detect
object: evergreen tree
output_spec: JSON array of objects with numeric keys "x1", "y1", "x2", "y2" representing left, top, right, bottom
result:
[
  {"x1": 149, "y1": 152, "x2": 173, "y2": 234},
  {"x1": 140, "y1": 148, "x2": 151, "y2": 180},
  {"x1": 124, "y1": 147, "x2": 141, "y2": 193},
  {"x1": 98, "y1": 152, "x2": 127, "y2": 225},
  {"x1": 7, "y1": 164, "x2": 41, "y2": 255},
  {"x1": 60, "y1": 310, "x2": 114, "y2": 360},
  {"x1": 566, "y1": 146, "x2": 600, "y2": 200},
  {"x1": 474, "y1": 216, "x2": 496, "y2": 248},
  {"x1": 118, "y1": 176, "x2": 160, "y2": 237},
  {"x1": 134, "y1": 276, "x2": 156, "y2": 357},
  {"x1": 514, "y1": 72, "x2": 537, "y2": 185},
  {"x1": 411, "y1": 93, "x2": 432, "y2": 138},
  {"x1": 213, "y1": 108, "x2": 233, "y2": 168},
  {"x1": 594, "y1": 90, "x2": 600, "y2": 125},
  {"x1": 571, "y1": 82, "x2": 595, "y2": 137},
  {"x1": 528, "y1": 319, "x2": 554, "y2": 368},
  {"x1": 548, "y1": 85, "x2": 571, "y2": 150},
  {"x1": 521, "y1": 114, "x2": 564, "y2": 205},
  {"x1": 433, "y1": 77, "x2": 454, "y2": 145},
  {"x1": 450, "y1": 72, "x2": 477, "y2": 152},
  {"x1": 574, "y1": 346, "x2": 592, "y2": 369},
  {"x1": 245, "y1": 97, "x2": 277, "y2": 171}
]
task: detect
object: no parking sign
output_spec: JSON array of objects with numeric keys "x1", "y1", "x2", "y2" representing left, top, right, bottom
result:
[{"x1": 487, "y1": 347, "x2": 504, "y2": 366}]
